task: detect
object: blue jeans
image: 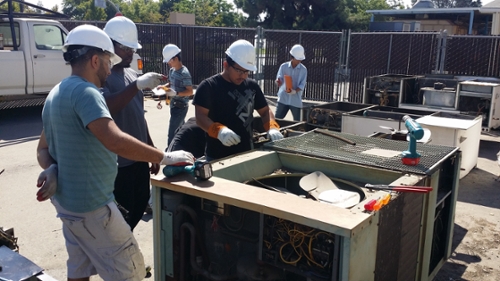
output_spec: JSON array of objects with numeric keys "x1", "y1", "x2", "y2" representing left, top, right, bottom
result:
[
  {"x1": 168, "y1": 97, "x2": 189, "y2": 145},
  {"x1": 275, "y1": 102, "x2": 301, "y2": 121}
]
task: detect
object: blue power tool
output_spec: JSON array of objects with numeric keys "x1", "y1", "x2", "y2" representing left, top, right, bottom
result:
[
  {"x1": 401, "y1": 115, "x2": 424, "y2": 166},
  {"x1": 163, "y1": 159, "x2": 213, "y2": 181}
]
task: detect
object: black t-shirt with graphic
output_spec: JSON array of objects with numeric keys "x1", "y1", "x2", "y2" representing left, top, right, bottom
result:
[{"x1": 193, "y1": 74, "x2": 268, "y2": 160}]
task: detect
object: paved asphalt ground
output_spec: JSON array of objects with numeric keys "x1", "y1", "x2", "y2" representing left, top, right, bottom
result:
[{"x1": 0, "y1": 98, "x2": 499, "y2": 280}]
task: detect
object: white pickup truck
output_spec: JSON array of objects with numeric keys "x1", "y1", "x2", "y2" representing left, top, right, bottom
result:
[{"x1": 0, "y1": 16, "x2": 143, "y2": 109}]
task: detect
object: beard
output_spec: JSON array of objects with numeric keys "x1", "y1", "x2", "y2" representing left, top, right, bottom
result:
[{"x1": 97, "y1": 63, "x2": 108, "y2": 88}]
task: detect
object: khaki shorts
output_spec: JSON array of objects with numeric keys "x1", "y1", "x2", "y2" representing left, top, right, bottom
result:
[{"x1": 52, "y1": 199, "x2": 146, "y2": 280}]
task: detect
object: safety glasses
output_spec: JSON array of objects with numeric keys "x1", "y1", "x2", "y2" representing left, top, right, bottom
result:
[
  {"x1": 116, "y1": 43, "x2": 136, "y2": 53},
  {"x1": 230, "y1": 64, "x2": 250, "y2": 75}
]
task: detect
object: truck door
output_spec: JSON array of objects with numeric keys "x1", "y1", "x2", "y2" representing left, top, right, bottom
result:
[{"x1": 29, "y1": 23, "x2": 69, "y2": 93}]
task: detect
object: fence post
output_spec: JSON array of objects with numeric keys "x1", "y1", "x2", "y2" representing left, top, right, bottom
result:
[
  {"x1": 439, "y1": 30, "x2": 448, "y2": 74},
  {"x1": 387, "y1": 34, "x2": 393, "y2": 74},
  {"x1": 434, "y1": 32, "x2": 442, "y2": 74},
  {"x1": 255, "y1": 26, "x2": 264, "y2": 84},
  {"x1": 434, "y1": 30, "x2": 448, "y2": 74},
  {"x1": 178, "y1": 25, "x2": 182, "y2": 50},
  {"x1": 336, "y1": 29, "x2": 351, "y2": 101}
]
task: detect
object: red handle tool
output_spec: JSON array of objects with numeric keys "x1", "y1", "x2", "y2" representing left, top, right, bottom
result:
[{"x1": 365, "y1": 184, "x2": 433, "y2": 193}]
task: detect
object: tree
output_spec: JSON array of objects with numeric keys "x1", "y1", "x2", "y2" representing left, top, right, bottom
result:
[
  {"x1": 234, "y1": 0, "x2": 392, "y2": 31},
  {"x1": 432, "y1": 0, "x2": 482, "y2": 8},
  {"x1": 120, "y1": 0, "x2": 163, "y2": 23},
  {"x1": 57, "y1": 0, "x2": 242, "y2": 25},
  {"x1": 172, "y1": 0, "x2": 243, "y2": 27},
  {"x1": 346, "y1": 0, "x2": 392, "y2": 31},
  {"x1": 61, "y1": 0, "x2": 108, "y2": 20}
]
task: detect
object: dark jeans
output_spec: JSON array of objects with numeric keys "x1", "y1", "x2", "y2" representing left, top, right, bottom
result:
[
  {"x1": 114, "y1": 162, "x2": 150, "y2": 231},
  {"x1": 275, "y1": 102, "x2": 301, "y2": 121},
  {"x1": 168, "y1": 97, "x2": 189, "y2": 145}
]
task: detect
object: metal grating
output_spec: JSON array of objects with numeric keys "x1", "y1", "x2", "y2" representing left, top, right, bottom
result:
[
  {"x1": 264, "y1": 131, "x2": 457, "y2": 175},
  {"x1": 0, "y1": 97, "x2": 45, "y2": 110}
]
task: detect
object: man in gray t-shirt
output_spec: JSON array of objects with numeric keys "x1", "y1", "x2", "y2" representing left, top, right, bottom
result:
[
  {"x1": 102, "y1": 16, "x2": 158, "y2": 231},
  {"x1": 160, "y1": 44, "x2": 194, "y2": 146}
]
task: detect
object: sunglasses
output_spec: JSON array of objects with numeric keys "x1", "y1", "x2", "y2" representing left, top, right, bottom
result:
[
  {"x1": 230, "y1": 64, "x2": 250, "y2": 75},
  {"x1": 116, "y1": 43, "x2": 136, "y2": 53}
]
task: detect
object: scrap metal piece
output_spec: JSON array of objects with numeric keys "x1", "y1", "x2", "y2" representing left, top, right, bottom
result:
[{"x1": 0, "y1": 228, "x2": 18, "y2": 252}]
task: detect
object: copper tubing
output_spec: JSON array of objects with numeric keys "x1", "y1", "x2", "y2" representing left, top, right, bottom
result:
[
  {"x1": 180, "y1": 222, "x2": 238, "y2": 281},
  {"x1": 314, "y1": 129, "x2": 356, "y2": 145},
  {"x1": 175, "y1": 204, "x2": 210, "y2": 267}
]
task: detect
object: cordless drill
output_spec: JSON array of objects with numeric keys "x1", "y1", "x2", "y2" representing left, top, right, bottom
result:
[
  {"x1": 401, "y1": 115, "x2": 424, "y2": 166},
  {"x1": 163, "y1": 159, "x2": 213, "y2": 181}
]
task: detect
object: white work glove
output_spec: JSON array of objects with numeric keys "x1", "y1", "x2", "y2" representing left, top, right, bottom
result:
[
  {"x1": 218, "y1": 127, "x2": 241, "y2": 146},
  {"x1": 161, "y1": 150, "x2": 195, "y2": 166},
  {"x1": 36, "y1": 164, "x2": 58, "y2": 202},
  {"x1": 166, "y1": 89, "x2": 177, "y2": 97},
  {"x1": 267, "y1": 128, "x2": 284, "y2": 141},
  {"x1": 137, "y1": 72, "x2": 166, "y2": 90}
]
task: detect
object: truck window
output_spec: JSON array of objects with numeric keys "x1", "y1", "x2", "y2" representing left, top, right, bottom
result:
[
  {"x1": 33, "y1": 24, "x2": 66, "y2": 50},
  {"x1": 0, "y1": 22, "x2": 20, "y2": 49}
]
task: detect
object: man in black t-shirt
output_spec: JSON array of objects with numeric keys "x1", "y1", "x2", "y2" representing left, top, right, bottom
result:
[
  {"x1": 193, "y1": 39, "x2": 284, "y2": 160},
  {"x1": 166, "y1": 117, "x2": 206, "y2": 158}
]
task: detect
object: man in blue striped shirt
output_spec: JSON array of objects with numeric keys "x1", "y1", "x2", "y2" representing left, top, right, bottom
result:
[
  {"x1": 35, "y1": 25, "x2": 194, "y2": 281},
  {"x1": 275, "y1": 44, "x2": 308, "y2": 121}
]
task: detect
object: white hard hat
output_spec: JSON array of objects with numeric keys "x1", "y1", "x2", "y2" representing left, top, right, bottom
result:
[
  {"x1": 63, "y1": 24, "x2": 121, "y2": 65},
  {"x1": 225, "y1": 39, "x2": 256, "y2": 72},
  {"x1": 104, "y1": 16, "x2": 142, "y2": 50},
  {"x1": 290, "y1": 44, "x2": 305, "y2": 60},
  {"x1": 162, "y1": 44, "x2": 181, "y2": 63}
]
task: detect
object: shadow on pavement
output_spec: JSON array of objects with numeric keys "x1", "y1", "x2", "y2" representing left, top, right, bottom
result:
[
  {"x1": 478, "y1": 139, "x2": 500, "y2": 162},
  {"x1": 433, "y1": 223, "x2": 479, "y2": 281},
  {"x1": 456, "y1": 168, "x2": 500, "y2": 209},
  {"x1": 0, "y1": 106, "x2": 43, "y2": 144}
]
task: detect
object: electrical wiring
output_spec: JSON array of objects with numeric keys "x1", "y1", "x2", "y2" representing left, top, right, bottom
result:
[
  {"x1": 222, "y1": 210, "x2": 248, "y2": 232},
  {"x1": 279, "y1": 242, "x2": 302, "y2": 265},
  {"x1": 269, "y1": 218, "x2": 333, "y2": 269}
]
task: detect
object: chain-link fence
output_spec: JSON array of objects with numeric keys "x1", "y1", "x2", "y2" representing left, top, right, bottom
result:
[
  {"x1": 347, "y1": 32, "x2": 439, "y2": 103},
  {"x1": 444, "y1": 35, "x2": 500, "y2": 77},
  {"x1": 59, "y1": 20, "x2": 500, "y2": 103},
  {"x1": 259, "y1": 29, "x2": 342, "y2": 101}
]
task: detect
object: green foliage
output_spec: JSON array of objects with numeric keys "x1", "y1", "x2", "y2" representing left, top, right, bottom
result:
[
  {"x1": 346, "y1": 0, "x2": 393, "y2": 31},
  {"x1": 0, "y1": 1, "x2": 57, "y2": 14},
  {"x1": 172, "y1": 0, "x2": 243, "y2": 26},
  {"x1": 234, "y1": 0, "x2": 392, "y2": 31},
  {"x1": 432, "y1": 0, "x2": 482, "y2": 8},
  {"x1": 55, "y1": 0, "x2": 242, "y2": 26}
]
